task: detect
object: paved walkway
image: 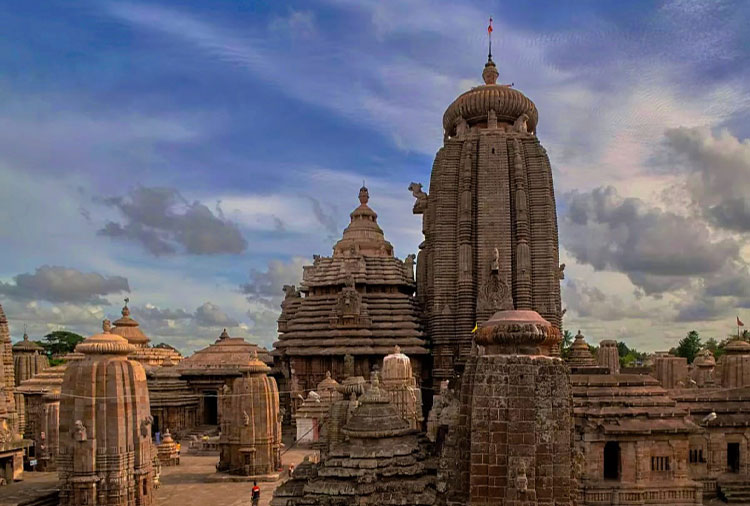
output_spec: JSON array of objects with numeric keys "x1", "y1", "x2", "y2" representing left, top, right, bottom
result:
[
  {"x1": 0, "y1": 471, "x2": 57, "y2": 505},
  {"x1": 155, "y1": 447, "x2": 314, "y2": 506}
]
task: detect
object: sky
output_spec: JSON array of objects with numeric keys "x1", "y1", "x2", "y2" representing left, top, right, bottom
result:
[{"x1": 1, "y1": 0, "x2": 749, "y2": 354}]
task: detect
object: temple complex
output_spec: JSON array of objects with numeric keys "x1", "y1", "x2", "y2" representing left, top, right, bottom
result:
[
  {"x1": 597, "y1": 340, "x2": 620, "y2": 375},
  {"x1": 16, "y1": 364, "x2": 65, "y2": 471},
  {"x1": 12, "y1": 331, "x2": 49, "y2": 385},
  {"x1": 274, "y1": 186, "x2": 429, "y2": 420},
  {"x1": 112, "y1": 300, "x2": 182, "y2": 368},
  {"x1": 410, "y1": 53, "x2": 564, "y2": 388},
  {"x1": 58, "y1": 320, "x2": 155, "y2": 506},
  {"x1": 217, "y1": 350, "x2": 281, "y2": 479}
]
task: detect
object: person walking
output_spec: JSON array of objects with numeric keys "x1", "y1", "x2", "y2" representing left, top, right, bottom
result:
[{"x1": 251, "y1": 481, "x2": 261, "y2": 506}]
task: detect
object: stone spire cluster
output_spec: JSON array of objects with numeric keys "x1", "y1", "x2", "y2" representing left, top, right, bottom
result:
[{"x1": 411, "y1": 58, "x2": 563, "y2": 385}]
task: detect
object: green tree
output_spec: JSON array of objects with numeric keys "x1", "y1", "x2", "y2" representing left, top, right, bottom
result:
[
  {"x1": 42, "y1": 330, "x2": 85, "y2": 358},
  {"x1": 560, "y1": 330, "x2": 574, "y2": 359},
  {"x1": 617, "y1": 341, "x2": 630, "y2": 357},
  {"x1": 675, "y1": 330, "x2": 702, "y2": 364}
]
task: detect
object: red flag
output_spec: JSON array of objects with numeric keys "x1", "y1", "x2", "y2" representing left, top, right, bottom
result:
[
  {"x1": 738, "y1": 316, "x2": 745, "y2": 327},
  {"x1": 488, "y1": 17, "x2": 493, "y2": 34}
]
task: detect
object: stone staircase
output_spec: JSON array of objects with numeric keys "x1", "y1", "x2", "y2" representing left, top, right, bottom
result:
[{"x1": 719, "y1": 479, "x2": 750, "y2": 503}]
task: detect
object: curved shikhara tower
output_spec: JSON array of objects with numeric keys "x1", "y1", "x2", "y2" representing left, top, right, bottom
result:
[{"x1": 412, "y1": 55, "x2": 563, "y2": 385}]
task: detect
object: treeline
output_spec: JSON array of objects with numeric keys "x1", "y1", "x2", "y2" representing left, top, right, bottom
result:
[{"x1": 561, "y1": 329, "x2": 746, "y2": 367}]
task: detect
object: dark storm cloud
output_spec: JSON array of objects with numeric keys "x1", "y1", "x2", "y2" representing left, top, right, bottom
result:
[
  {"x1": 303, "y1": 196, "x2": 339, "y2": 238},
  {"x1": 562, "y1": 279, "x2": 657, "y2": 321},
  {"x1": 99, "y1": 186, "x2": 247, "y2": 256},
  {"x1": 0, "y1": 265, "x2": 129, "y2": 304},
  {"x1": 561, "y1": 186, "x2": 739, "y2": 294},
  {"x1": 193, "y1": 301, "x2": 238, "y2": 327},
  {"x1": 675, "y1": 296, "x2": 727, "y2": 323},
  {"x1": 661, "y1": 127, "x2": 750, "y2": 233}
]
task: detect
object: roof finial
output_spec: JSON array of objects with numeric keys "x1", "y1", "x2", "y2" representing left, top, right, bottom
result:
[
  {"x1": 23, "y1": 324, "x2": 28, "y2": 341},
  {"x1": 358, "y1": 185, "x2": 369, "y2": 205},
  {"x1": 103, "y1": 319, "x2": 112, "y2": 333},
  {"x1": 482, "y1": 18, "x2": 499, "y2": 85},
  {"x1": 488, "y1": 16, "x2": 493, "y2": 62}
]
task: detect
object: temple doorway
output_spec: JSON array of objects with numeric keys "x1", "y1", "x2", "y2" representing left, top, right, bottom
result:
[
  {"x1": 603, "y1": 442, "x2": 621, "y2": 480},
  {"x1": 203, "y1": 390, "x2": 218, "y2": 425},
  {"x1": 728, "y1": 442, "x2": 741, "y2": 473},
  {"x1": 152, "y1": 415, "x2": 160, "y2": 437}
]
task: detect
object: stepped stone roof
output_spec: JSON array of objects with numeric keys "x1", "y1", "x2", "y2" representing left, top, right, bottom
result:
[
  {"x1": 571, "y1": 373, "x2": 699, "y2": 435},
  {"x1": 147, "y1": 357, "x2": 199, "y2": 408},
  {"x1": 16, "y1": 364, "x2": 65, "y2": 398},
  {"x1": 342, "y1": 374, "x2": 413, "y2": 439},
  {"x1": 178, "y1": 329, "x2": 272, "y2": 376},
  {"x1": 672, "y1": 386, "x2": 750, "y2": 428},
  {"x1": 275, "y1": 187, "x2": 427, "y2": 358},
  {"x1": 12, "y1": 333, "x2": 43, "y2": 352},
  {"x1": 111, "y1": 300, "x2": 149, "y2": 346}
]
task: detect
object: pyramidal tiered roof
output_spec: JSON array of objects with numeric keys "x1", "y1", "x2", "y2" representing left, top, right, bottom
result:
[
  {"x1": 275, "y1": 187, "x2": 428, "y2": 358},
  {"x1": 111, "y1": 299, "x2": 149, "y2": 347},
  {"x1": 178, "y1": 329, "x2": 272, "y2": 375}
]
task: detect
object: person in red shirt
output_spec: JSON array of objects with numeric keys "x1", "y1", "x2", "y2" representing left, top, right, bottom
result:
[{"x1": 251, "y1": 481, "x2": 260, "y2": 505}]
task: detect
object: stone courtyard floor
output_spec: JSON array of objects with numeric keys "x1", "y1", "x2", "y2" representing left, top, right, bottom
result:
[{"x1": 155, "y1": 447, "x2": 314, "y2": 506}]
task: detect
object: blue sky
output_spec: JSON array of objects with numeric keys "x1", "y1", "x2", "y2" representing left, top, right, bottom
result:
[{"x1": 1, "y1": 0, "x2": 749, "y2": 353}]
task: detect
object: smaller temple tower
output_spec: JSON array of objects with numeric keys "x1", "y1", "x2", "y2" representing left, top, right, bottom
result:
[
  {"x1": 718, "y1": 339, "x2": 750, "y2": 388},
  {"x1": 597, "y1": 340, "x2": 620, "y2": 374},
  {"x1": 12, "y1": 331, "x2": 49, "y2": 386},
  {"x1": 380, "y1": 345, "x2": 423, "y2": 430},
  {"x1": 58, "y1": 320, "x2": 155, "y2": 506},
  {"x1": 217, "y1": 350, "x2": 281, "y2": 479},
  {"x1": 443, "y1": 309, "x2": 572, "y2": 504}
]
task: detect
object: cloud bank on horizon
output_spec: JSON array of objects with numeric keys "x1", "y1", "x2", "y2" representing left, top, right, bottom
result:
[{"x1": 0, "y1": 0, "x2": 749, "y2": 354}]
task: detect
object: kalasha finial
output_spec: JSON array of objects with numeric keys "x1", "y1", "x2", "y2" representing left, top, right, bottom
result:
[
  {"x1": 122, "y1": 297, "x2": 131, "y2": 317},
  {"x1": 102, "y1": 319, "x2": 112, "y2": 333},
  {"x1": 219, "y1": 328, "x2": 230, "y2": 340},
  {"x1": 23, "y1": 324, "x2": 28, "y2": 341},
  {"x1": 393, "y1": 345, "x2": 401, "y2": 354},
  {"x1": 358, "y1": 185, "x2": 369, "y2": 205},
  {"x1": 482, "y1": 17, "x2": 499, "y2": 85}
]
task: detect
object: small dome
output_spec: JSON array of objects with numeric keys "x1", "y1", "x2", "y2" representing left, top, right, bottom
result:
[
  {"x1": 76, "y1": 320, "x2": 134, "y2": 356},
  {"x1": 476, "y1": 309, "x2": 559, "y2": 354},
  {"x1": 382, "y1": 345, "x2": 413, "y2": 383},
  {"x1": 725, "y1": 339, "x2": 750, "y2": 354},
  {"x1": 317, "y1": 371, "x2": 339, "y2": 392},
  {"x1": 568, "y1": 330, "x2": 597, "y2": 367},
  {"x1": 443, "y1": 60, "x2": 538, "y2": 135}
]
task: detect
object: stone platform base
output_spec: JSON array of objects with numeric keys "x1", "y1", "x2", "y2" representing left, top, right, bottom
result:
[{"x1": 205, "y1": 472, "x2": 280, "y2": 483}]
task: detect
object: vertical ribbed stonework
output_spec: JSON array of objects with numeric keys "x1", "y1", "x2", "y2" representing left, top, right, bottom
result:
[
  {"x1": 411, "y1": 58, "x2": 563, "y2": 386},
  {"x1": 58, "y1": 320, "x2": 155, "y2": 506},
  {"x1": 0, "y1": 305, "x2": 19, "y2": 434}
]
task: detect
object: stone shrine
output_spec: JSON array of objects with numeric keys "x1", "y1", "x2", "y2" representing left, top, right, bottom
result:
[
  {"x1": 411, "y1": 54, "x2": 564, "y2": 387},
  {"x1": 112, "y1": 300, "x2": 182, "y2": 368},
  {"x1": 16, "y1": 363, "x2": 65, "y2": 471},
  {"x1": 217, "y1": 350, "x2": 281, "y2": 479},
  {"x1": 442, "y1": 309, "x2": 571, "y2": 505},
  {"x1": 12, "y1": 331, "x2": 49, "y2": 385},
  {"x1": 146, "y1": 356, "x2": 199, "y2": 438},
  {"x1": 58, "y1": 320, "x2": 155, "y2": 506},
  {"x1": 274, "y1": 186, "x2": 429, "y2": 418},
  {"x1": 567, "y1": 333, "x2": 702, "y2": 506},
  {"x1": 381, "y1": 344, "x2": 424, "y2": 430},
  {"x1": 178, "y1": 328, "x2": 272, "y2": 426}
]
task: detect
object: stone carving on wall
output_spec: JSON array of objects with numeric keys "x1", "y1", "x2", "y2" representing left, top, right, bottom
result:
[
  {"x1": 515, "y1": 461, "x2": 528, "y2": 493},
  {"x1": 487, "y1": 108, "x2": 498, "y2": 129},
  {"x1": 404, "y1": 254, "x2": 416, "y2": 282},
  {"x1": 283, "y1": 285, "x2": 300, "y2": 299},
  {"x1": 409, "y1": 183, "x2": 428, "y2": 214},
  {"x1": 331, "y1": 276, "x2": 370, "y2": 328},
  {"x1": 344, "y1": 354, "x2": 355, "y2": 377},
  {"x1": 513, "y1": 113, "x2": 529, "y2": 133},
  {"x1": 140, "y1": 415, "x2": 153, "y2": 438},
  {"x1": 478, "y1": 250, "x2": 514, "y2": 312},
  {"x1": 73, "y1": 420, "x2": 87, "y2": 442},
  {"x1": 243, "y1": 410, "x2": 250, "y2": 426},
  {"x1": 555, "y1": 263, "x2": 566, "y2": 280}
]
